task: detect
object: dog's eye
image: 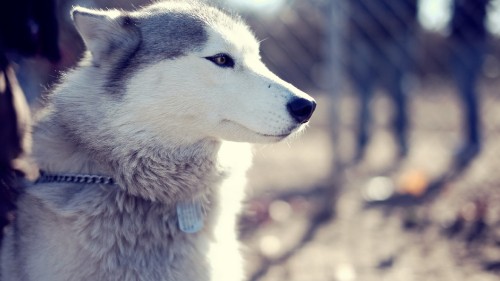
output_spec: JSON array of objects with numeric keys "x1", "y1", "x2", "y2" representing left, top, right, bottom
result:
[{"x1": 205, "y1": 53, "x2": 235, "y2": 68}]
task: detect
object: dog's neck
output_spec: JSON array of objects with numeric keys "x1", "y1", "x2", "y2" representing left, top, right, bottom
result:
[
  {"x1": 109, "y1": 137, "x2": 225, "y2": 205},
  {"x1": 33, "y1": 111, "x2": 226, "y2": 206}
]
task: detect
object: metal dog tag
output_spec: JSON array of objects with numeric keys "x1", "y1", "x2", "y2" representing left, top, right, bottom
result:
[{"x1": 176, "y1": 200, "x2": 204, "y2": 233}]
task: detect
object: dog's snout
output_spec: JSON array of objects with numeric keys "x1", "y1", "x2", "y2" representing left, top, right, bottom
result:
[{"x1": 287, "y1": 98, "x2": 316, "y2": 124}]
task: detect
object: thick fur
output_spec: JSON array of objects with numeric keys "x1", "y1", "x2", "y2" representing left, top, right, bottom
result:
[{"x1": 0, "y1": 1, "x2": 315, "y2": 281}]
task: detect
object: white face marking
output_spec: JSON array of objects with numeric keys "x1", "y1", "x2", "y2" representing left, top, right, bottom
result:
[{"x1": 121, "y1": 18, "x2": 314, "y2": 145}]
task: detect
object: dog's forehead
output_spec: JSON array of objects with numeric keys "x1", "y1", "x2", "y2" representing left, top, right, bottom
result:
[
  {"x1": 132, "y1": 6, "x2": 207, "y2": 59},
  {"x1": 133, "y1": 2, "x2": 258, "y2": 57}
]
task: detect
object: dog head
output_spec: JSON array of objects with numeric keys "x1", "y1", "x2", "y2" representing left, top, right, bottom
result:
[{"x1": 71, "y1": 1, "x2": 316, "y2": 145}]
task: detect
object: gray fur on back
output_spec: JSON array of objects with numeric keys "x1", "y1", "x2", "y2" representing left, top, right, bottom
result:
[{"x1": 0, "y1": 2, "x2": 253, "y2": 280}]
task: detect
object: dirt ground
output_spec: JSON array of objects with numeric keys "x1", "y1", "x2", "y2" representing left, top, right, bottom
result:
[{"x1": 242, "y1": 78, "x2": 500, "y2": 281}]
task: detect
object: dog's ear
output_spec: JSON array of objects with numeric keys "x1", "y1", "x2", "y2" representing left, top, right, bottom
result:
[{"x1": 71, "y1": 7, "x2": 140, "y2": 65}]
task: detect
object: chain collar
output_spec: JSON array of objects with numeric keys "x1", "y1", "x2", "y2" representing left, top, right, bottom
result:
[
  {"x1": 35, "y1": 170, "x2": 204, "y2": 233},
  {"x1": 36, "y1": 170, "x2": 117, "y2": 185}
]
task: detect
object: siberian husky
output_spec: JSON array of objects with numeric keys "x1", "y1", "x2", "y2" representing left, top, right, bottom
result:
[{"x1": 0, "y1": 1, "x2": 316, "y2": 280}]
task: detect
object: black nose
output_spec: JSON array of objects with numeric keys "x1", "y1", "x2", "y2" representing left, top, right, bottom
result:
[{"x1": 287, "y1": 98, "x2": 316, "y2": 124}]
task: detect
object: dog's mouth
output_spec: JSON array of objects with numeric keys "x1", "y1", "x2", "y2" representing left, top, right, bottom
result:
[{"x1": 220, "y1": 119, "x2": 298, "y2": 141}]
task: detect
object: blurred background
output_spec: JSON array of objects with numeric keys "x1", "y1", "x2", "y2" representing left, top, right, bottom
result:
[{"x1": 2, "y1": 0, "x2": 500, "y2": 280}]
